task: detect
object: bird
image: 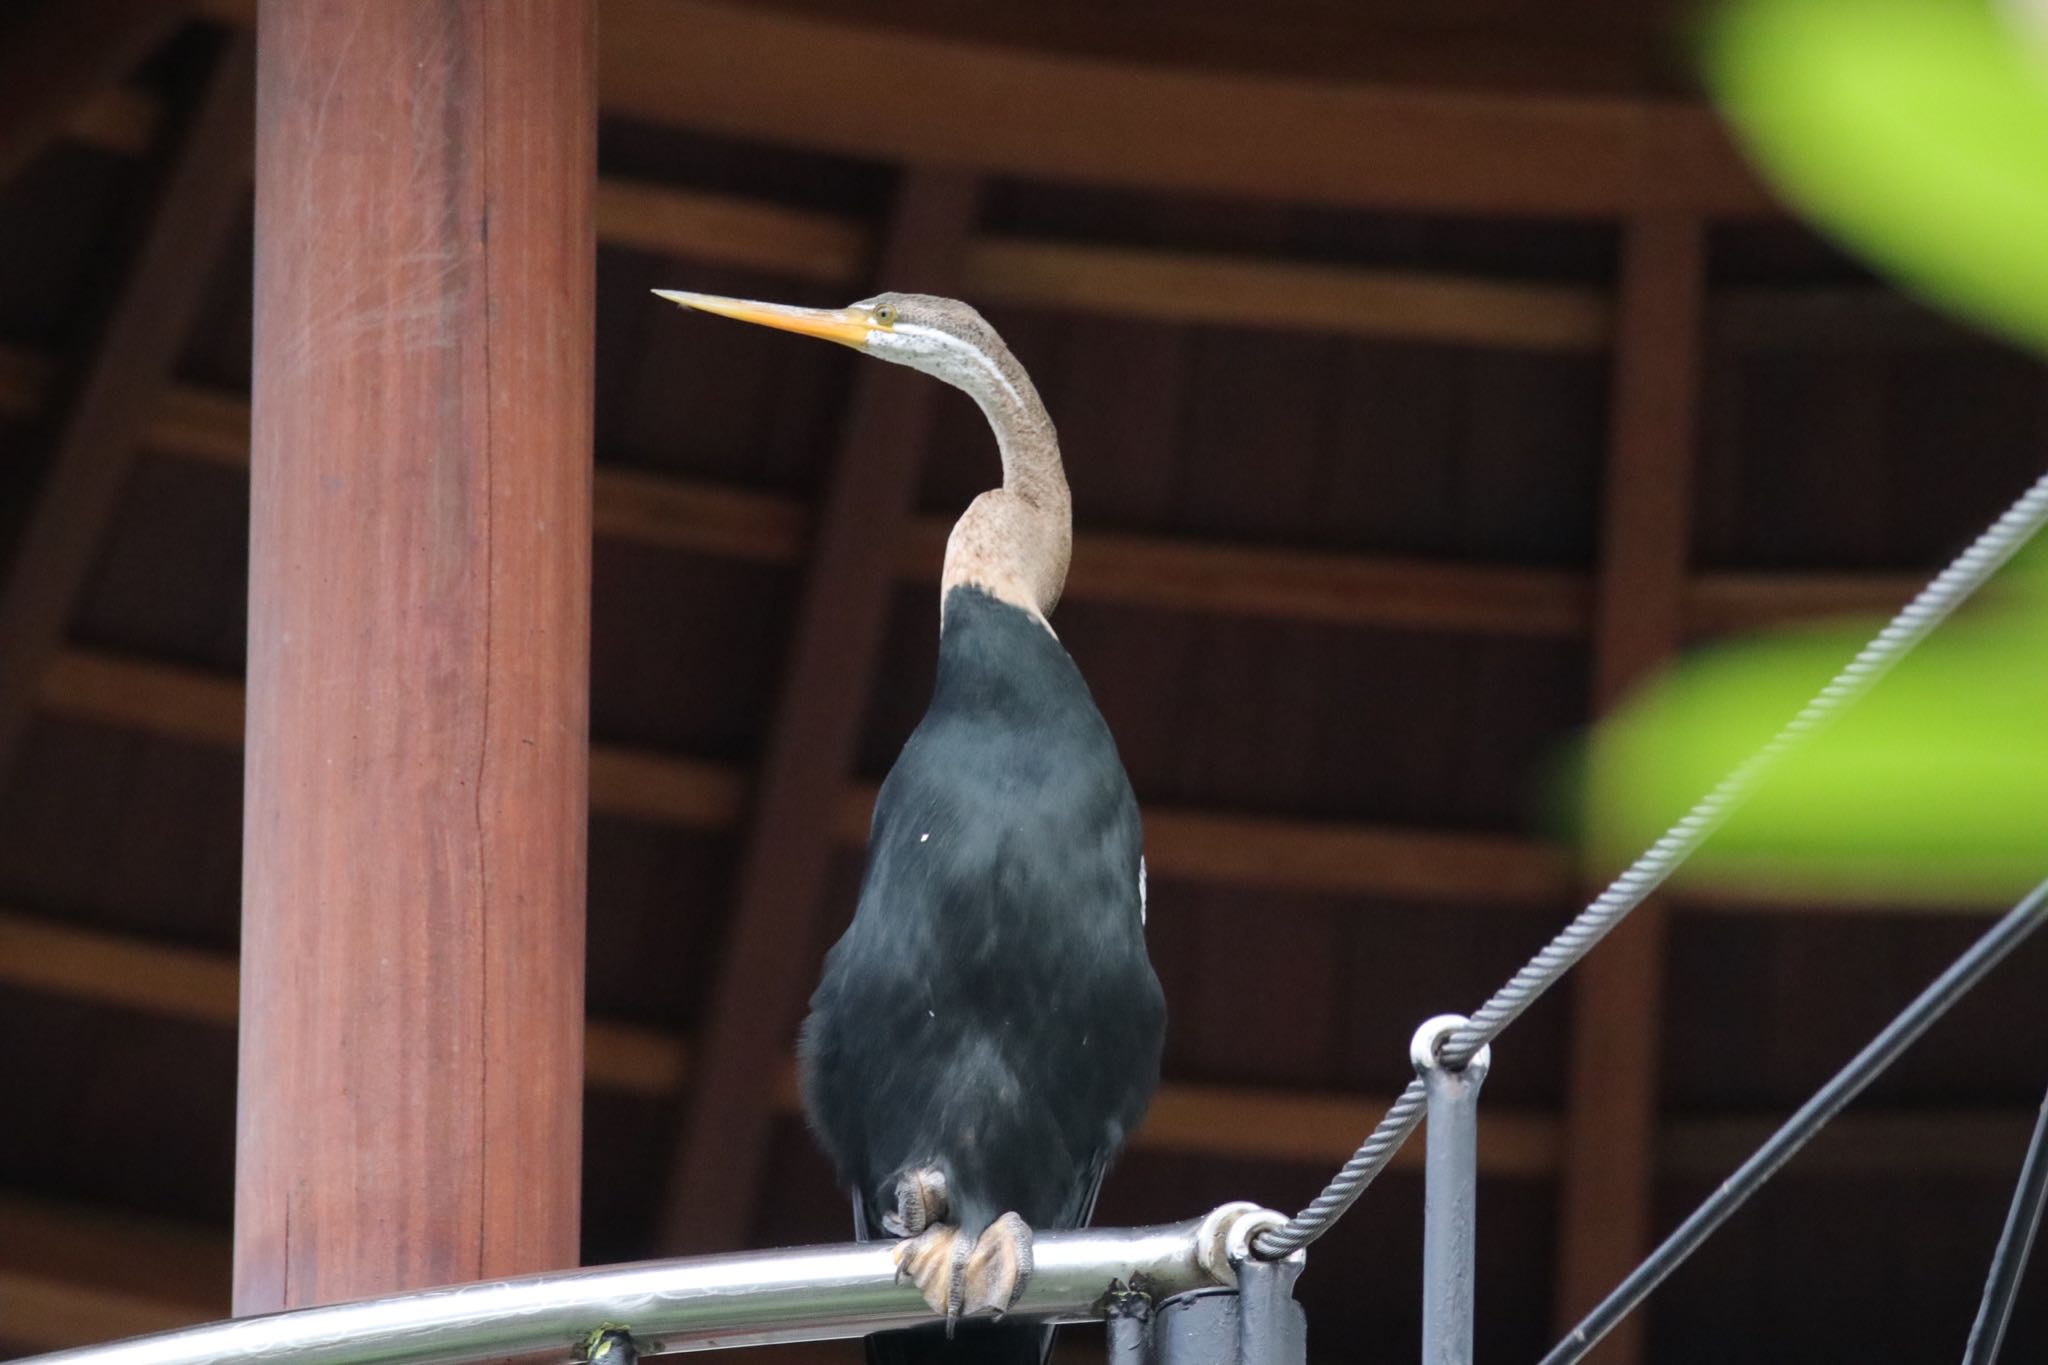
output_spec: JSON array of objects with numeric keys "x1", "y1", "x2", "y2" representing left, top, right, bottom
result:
[{"x1": 654, "y1": 287, "x2": 1167, "y2": 1364}]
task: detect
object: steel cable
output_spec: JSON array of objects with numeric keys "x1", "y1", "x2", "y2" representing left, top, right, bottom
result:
[{"x1": 1251, "y1": 468, "x2": 2048, "y2": 1261}]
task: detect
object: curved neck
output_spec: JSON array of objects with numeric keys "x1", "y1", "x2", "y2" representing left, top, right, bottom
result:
[
  {"x1": 934, "y1": 342, "x2": 1071, "y2": 629},
  {"x1": 976, "y1": 368, "x2": 1066, "y2": 511}
]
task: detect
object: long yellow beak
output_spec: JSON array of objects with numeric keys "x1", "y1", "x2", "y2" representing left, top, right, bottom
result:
[{"x1": 653, "y1": 289, "x2": 875, "y2": 348}]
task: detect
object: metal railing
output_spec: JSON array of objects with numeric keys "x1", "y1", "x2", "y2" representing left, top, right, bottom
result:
[{"x1": 17, "y1": 1207, "x2": 1290, "y2": 1365}]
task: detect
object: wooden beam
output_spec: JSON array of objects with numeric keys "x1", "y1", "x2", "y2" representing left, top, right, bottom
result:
[
  {"x1": 69, "y1": 89, "x2": 1640, "y2": 354},
  {"x1": 82, "y1": 100, "x2": 1982, "y2": 362},
  {"x1": 0, "y1": 910, "x2": 685, "y2": 1095},
  {"x1": 0, "y1": 897, "x2": 2035, "y2": 1346},
  {"x1": 961, "y1": 240, "x2": 1612, "y2": 351},
  {"x1": 0, "y1": 1272, "x2": 215, "y2": 1353},
  {"x1": 53, "y1": 644, "x2": 2023, "y2": 914},
  {"x1": 31, "y1": 905, "x2": 2035, "y2": 1182},
  {"x1": 0, "y1": 1195, "x2": 226, "y2": 1351},
  {"x1": 236, "y1": 0, "x2": 594, "y2": 1314},
  {"x1": 0, "y1": 339, "x2": 1954, "y2": 644},
  {"x1": 1685, "y1": 569, "x2": 1929, "y2": 637},
  {"x1": 596, "y1": 177, "x2": 870, "y2": 283},
  {"x1": 597, "y1": 1, "x2": 1772, "y2": 218},
  {"x1": 1024, "y1": 528, "x2": 1589, "y2": 638},
  {"x1": 591, "y1": 467, "x2": 810, "y2": 563},
  {"x1": 175, "y1": 0, "x2": 1774, "y2": 217},
  {"x1": 7, "y1": 1089, "x2": 2036, "y2": 1354},
  {"x1": 656, "y1": 171, "x2": 983, "y2": 1255},
  {"x1": 979, "y1": 802, "x2": 1573, "y2": 906},
  {"x1": 31, "y1": 647, "x2": 1579, "y2": 907},
  {"x1": 0, "y1": 39, "x2": 252, "y2": 791},
  {"x1": 1137, "y1": 1082, "x2": 1555, "y2": 1177},
  {"x1": 1659, "y1": 1110, "x2": 2048, "y2": 1180},
  {"x1": 1553, "y1": 214, "x2": 1706, "y2": 1364},
  {"x1": 1710, "y1": 287, "x2": 1978, "y2": 350},
  {"x1": 0, "y1": 0, "x2": 186, "y2": 186},
  {"x1": 41, "y1": 648, "x2": 245, "y2": 747},
  {"x1": 0, "y1": 909, "x2": 1541, "y2": 1172},
  {"x1": 0, "y1": 910, "x2": 238, "y2": 1025},
  {"x1": 0, "y1": 348, "x2": 1599, "y2": 638},
  {"x1": 67, "y1": 87, "x2": 163, "y2": 157}
]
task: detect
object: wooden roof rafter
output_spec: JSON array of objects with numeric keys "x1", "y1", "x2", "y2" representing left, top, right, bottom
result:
[
  {"x1": 0, "y1": 0, "x2": 188, "y2": 188},
  {"x1": 655, "y1": 170, "x2": 985, "y2": 1254},
  {"x1": 176, "y1": 0, "x2": 1771, "y2": 219},
  {"x1": 0, "y1": 37, "x2": 253, "y2": 789},
  {"x1": 0, "y1": 345, "x2": 1936, "y2": 641},
  {"x1": 0, "y1": 907, "x2": 2031, "y2": 1189},
  {"x1": 0, "y1": 907, "x2": 1554, "y2": 1174},
  {"x1": 1552, "y1": 212, "x2": 1707, "y2": 1365}
]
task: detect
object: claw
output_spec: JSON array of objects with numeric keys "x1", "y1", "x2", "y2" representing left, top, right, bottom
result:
[
  {"x1": 946, "y1": 1230, "x2": 971, "y2": 1332},
  {"x1": 893, "y1": 1223, "x2": 963, "y2": 1320},
  {"x1": 962, "y1": 1213, "x2": 1034, "y2": 1319},
  {"x1": 881, "y1": 1166, "x2": 950, "y2": 1238}
]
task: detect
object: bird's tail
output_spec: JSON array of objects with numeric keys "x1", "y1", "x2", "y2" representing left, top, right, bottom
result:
[{"x1": 863, "y1": 1321, "x2": 1054, "y2": 1365}]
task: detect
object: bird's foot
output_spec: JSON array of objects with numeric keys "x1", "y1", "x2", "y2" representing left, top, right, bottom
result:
[
  {"x1": 881, "y1": 1166, "x2": 950, "y2": 1238},
  {"x1": 892, "y1": 1214, "x2": 1032, "y2": 1330},
  {"x1": 960, "y1": 1212, "x2": 1034, "y2": 1319}
]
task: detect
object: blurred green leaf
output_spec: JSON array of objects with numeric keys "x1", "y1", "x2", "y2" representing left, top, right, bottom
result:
[
  {"x1": 1584, "y1": 550, "x2": 2048, "y2": 904},
  {"x1": 1707, "y1": 0, "x2": 2048, "y2": 355}
]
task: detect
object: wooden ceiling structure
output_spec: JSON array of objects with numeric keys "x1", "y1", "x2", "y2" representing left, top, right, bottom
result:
[{"x1": 2, "y1": 2, "x2": 2047, "y2": 1364}]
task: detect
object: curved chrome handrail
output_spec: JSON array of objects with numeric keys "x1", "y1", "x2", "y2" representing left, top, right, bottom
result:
[{"x1": 22, "y1": 1208, "x2": 1274, "y2": 1365}]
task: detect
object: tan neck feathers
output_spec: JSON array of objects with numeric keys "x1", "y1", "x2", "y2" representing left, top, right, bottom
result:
[{"x1": 935, "y1": 330, "x2": 1071, "y2": 629}]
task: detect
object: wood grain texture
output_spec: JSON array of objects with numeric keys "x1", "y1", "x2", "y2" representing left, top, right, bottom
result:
[
  {"x1": 1553, "y1": 213, "x2": 1705, "y2": 1364},
  {"x1": 655, "y1": 171, "x2": 983, "y2": 1254},
  {"x1": 0, "y1": 38, "x2": 252, "y2": 790},
  {"x1": 236, "y1": 0, "x2": 594, "y2": 1313}
]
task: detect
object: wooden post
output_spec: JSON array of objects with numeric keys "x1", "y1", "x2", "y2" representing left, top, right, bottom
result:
[
  {"x1": 235, "y1": 0, "x2": 595, "y2": 1313},
  {"x1": 1552, "y1": 212, "x2": 1706, "y2": 1363}
]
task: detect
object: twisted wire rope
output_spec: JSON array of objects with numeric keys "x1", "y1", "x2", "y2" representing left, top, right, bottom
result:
[{"x1": 1251, "y1": 468, "x2": 2048, "y2": 1260}]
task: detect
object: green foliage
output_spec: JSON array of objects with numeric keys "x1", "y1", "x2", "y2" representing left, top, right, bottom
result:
[
  {"x1": 1572, "y1": 2, "x2": 2048, "y2": 904},
  {"x1": 1707, "y1": 0, "x2": 2048, "y2": 355},
  {"x1": 1584, "y1": 550, "x2": 2048, "y2": 904}
]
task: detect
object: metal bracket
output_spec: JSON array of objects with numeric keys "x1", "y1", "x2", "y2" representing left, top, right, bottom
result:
[
  {"x1": 1232, "y1": 1244, "x2": 1306, "y2": 1365},
  {"x1": 583, "y1": 1329, "x2": 638, "y2": 1365},
  {"x1": 1106, "y1": 1288, "x2": 1155, "y2": 1365},
  {"x1": 1140, "y1": 1207, "x2": 1306, "y2": 1365},
  {"x1": 1412, "y1": 1014, "x2": 1491, "y2": 1365}
]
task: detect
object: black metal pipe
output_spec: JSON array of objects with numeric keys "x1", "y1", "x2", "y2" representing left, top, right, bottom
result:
[
  {"x1": 1541, "y1": 873, "x2": 2048, "y2": 1365},
  {"x1": 1961, "y1": 1083, "x2": 2048, "y2": 1365}
]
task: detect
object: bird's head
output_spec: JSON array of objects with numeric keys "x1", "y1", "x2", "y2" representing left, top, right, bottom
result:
[
  {"x1": 652, "y1": 289, "x2": 1021, "y2": 399},
  {"x1": 655, "y1": 286, "x2": 1069, "y2": 625}
]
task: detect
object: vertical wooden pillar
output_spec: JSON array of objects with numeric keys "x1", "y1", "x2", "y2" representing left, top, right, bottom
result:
[
  {"x1": 1552, "y1": 212, "x2": 1705, "y2": 1364},
  {"x1": 236, "y1": 0, "x2": 595, "y2": 1314}
]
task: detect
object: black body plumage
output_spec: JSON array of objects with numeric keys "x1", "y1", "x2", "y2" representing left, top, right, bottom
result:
[{"x1": 800, "y1": 586, "x2": 1167, "y2": 1365}]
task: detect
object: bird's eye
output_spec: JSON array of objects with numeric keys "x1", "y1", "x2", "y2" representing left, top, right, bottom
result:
[{"x1": 874, "y1": 304, "x2": 898, "y2": 326}]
